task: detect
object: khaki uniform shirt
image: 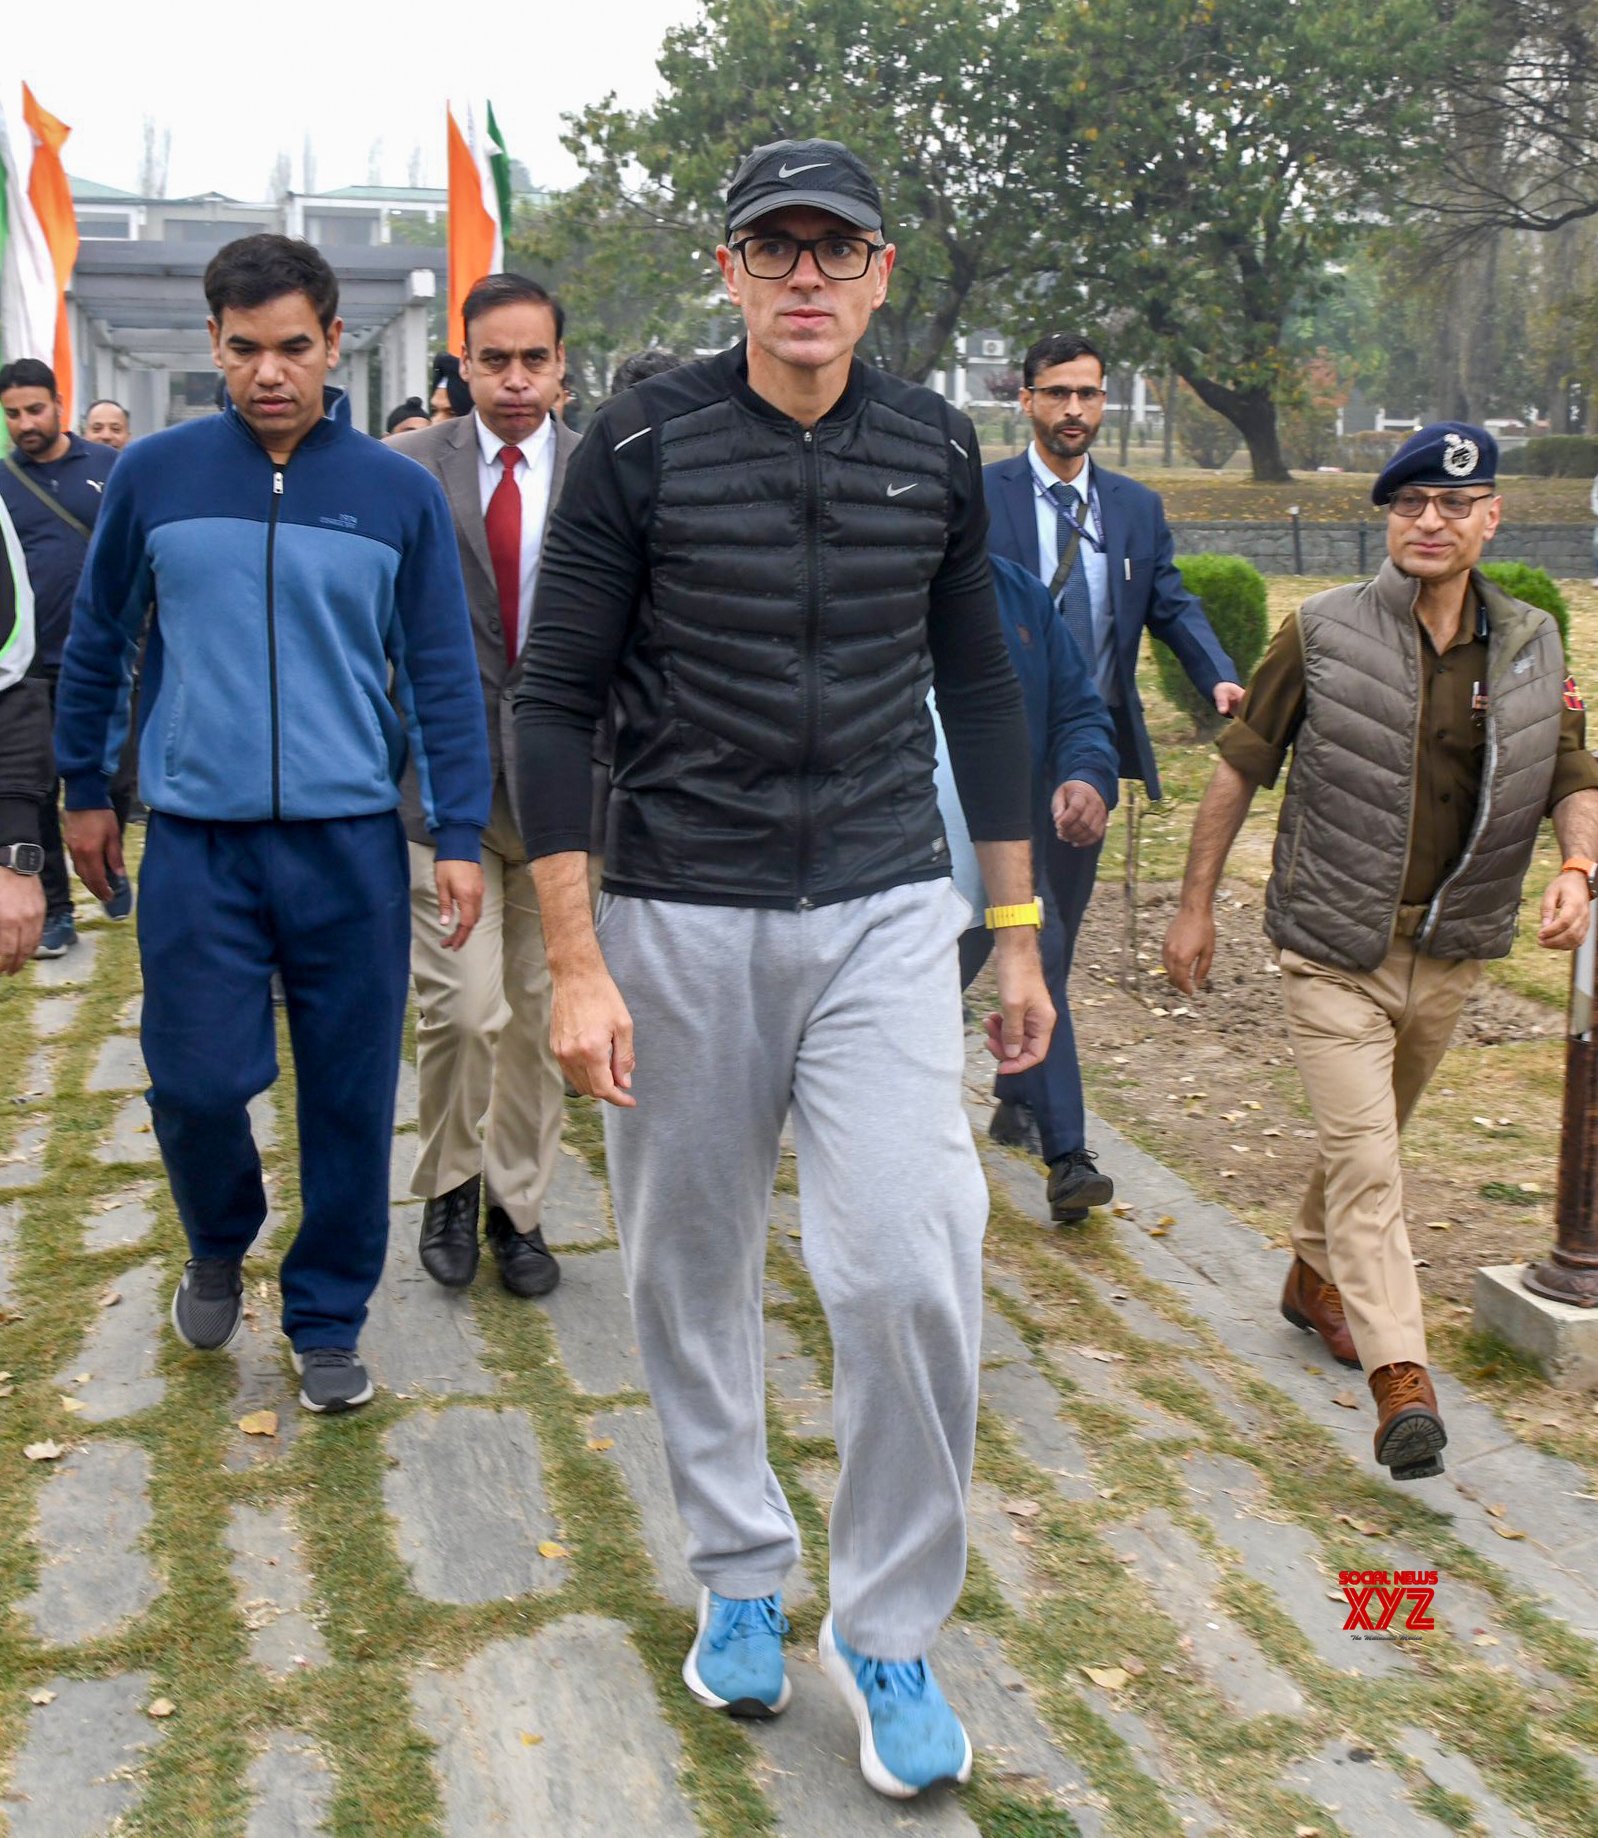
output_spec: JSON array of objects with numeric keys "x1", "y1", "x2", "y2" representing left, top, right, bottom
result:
[{"x1": 1220, "y1": 596, "x2": 1598, "y2": 905}]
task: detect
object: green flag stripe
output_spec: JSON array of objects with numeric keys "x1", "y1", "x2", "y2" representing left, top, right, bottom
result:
[{"x1": 485, "y1": 101, "x2": 514, "y2": 236}]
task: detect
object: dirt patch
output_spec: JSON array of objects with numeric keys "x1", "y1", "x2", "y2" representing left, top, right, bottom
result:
[{"x1": 1047, "y1": 877, "x2": 1568, "y2": 1311}]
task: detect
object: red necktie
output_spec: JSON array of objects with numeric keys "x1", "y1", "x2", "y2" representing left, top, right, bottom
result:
[{"x1": 485, "y1": 444, "x2": 522, "y2": 669}]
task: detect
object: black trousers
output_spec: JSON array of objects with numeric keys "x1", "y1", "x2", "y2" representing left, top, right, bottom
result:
[{"x1": 38, "y1": 670, "x2": 134, "y2": 918}]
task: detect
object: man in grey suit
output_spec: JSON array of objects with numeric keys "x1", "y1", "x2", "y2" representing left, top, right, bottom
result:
[{"x1": 390, "y1": 273, "x2": 579, "y2": 1298}]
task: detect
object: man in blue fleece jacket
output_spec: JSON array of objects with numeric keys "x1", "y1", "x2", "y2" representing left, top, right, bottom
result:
[{"x1": 55, "y1": 235, "x2": 491, "y2": 1413}]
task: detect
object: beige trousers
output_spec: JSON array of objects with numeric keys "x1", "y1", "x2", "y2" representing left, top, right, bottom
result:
[
  {"x1": 407, "y1": 784, "x2": 562, "y2": 1234},
  {"x1": 1280, "y1": 938, "x2": 1481, "y2": 1374}
]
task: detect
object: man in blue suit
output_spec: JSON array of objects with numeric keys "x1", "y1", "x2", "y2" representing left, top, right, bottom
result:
[
  {"x1": 937, "y1": 555, "x2": 1119, "y2": 986},
  {"x1": 984, "y1": 332, "x2": 1243, "y2": 1222}
]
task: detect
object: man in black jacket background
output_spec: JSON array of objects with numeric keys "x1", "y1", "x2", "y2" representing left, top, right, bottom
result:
[{"x1": 516, "y1": 139, "x2": 1050, "y2": 1800}]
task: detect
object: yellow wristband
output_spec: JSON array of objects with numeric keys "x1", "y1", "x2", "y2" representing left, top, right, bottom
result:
[{"x1": 985, "y1": 899, "x2": 1044, "y2": 930}]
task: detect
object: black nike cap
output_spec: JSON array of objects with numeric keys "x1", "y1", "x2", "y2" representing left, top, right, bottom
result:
[{"x1": 724, "y1": 138, "x2": 884, "y2": 238}]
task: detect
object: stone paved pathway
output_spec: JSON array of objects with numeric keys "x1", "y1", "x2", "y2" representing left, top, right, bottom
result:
[{"x1": 4, "y1": 918, "x2": 1598, "y2": 1835}]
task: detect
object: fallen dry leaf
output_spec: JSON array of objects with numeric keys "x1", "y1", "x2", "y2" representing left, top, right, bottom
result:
[
  {"x1": 1002, "y1": 1498, "x2": 1043, "y2": 1520},
  {"x1": 1337, "y1": 1513, "x2": 1384, "y2": 1537},
  {"x1": 58, "y1": 1396, "x2": 86, "y2": 1414},
  {"x1": 1156, "y1": 1214, "x2": 1176, "y2": 1227},
  {"x1": 1075, "y1": 1346, "x2": 1121, "y2": 1363},
  {"x1": 98, "y1": 1289, "x2": 121, "y2": 1308},
  {"x1": 1425, "y1": 1219, "x2": 1453, "y2": 1231},
  {"x1": 1111, "y1": 1202, "x2": 1135, "y2": 1218},
  {"x1": 1120, "y1": 1656, "x2": 1147, "y2": 1677},
  {"x1": 519, "y1": 1731, "x2": 544, "y2": 1745},
  {"x1": 1472, "y1": 1634, "x2": 1500, "y2": 1647},
  {"x1": 28, "y1": 1688, "x2": 55, "y2": 1706},
  {"x1": 586, "y1": 1436, "x2": 615, "y2": 1452},
  {"x1": 537, "y1": 1540, "x2": 569, "y2": 1560},
  {"x1": 23, "y1": 1440, "x2": 63, "y2": 1462},
  {"x1": 1081, "y1": 1664, "x2": 1130, "y2": 1691},
  {"x1": 1331, "y1": 1391, "x2": 1360, "y2": 1410},
  {"x1": 238, "y1": 1410, "x2": 278, "y2": 1438},
  {"x1": 1485, "y1": 1502, "x2": 1506, "y2": 1519},
  {"x1": 146, "y1": 1698, "x2": 176, "y2": 1719},
  {"x1": 1492, "y1": 1523, "x2": 1527, "y2": 1541}
]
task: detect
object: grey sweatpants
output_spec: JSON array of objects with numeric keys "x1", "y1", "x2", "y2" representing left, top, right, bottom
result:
[{"x1": 599, "y1": 880, "x2": 987, "y2": 1660}]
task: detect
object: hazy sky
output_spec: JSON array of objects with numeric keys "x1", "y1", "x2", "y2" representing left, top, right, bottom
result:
[{"x1": 10, "y1": 0, "x2": 702, "y2": 199}]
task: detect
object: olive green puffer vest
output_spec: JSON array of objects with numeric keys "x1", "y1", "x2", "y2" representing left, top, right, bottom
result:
[{"x1": 1264, "y1": 560, "x2": 1564, "y2": 972}]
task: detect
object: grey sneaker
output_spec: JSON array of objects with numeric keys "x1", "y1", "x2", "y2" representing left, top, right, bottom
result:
[
  {"x1": 292, "y1": 1347, "x2": 375, "y2": 1414},
  {"x1": 170, "y1": 1257, "x2": 244, "y2": 1350}
]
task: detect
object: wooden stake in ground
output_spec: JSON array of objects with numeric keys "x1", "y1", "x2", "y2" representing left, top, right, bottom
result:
[{"x1": 1526, "y1": 911, "x2": 1598, "y2": 1306}]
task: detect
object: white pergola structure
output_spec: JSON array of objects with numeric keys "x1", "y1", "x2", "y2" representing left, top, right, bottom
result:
[{"x1": 69, "y1": 241, "x2": 444, "y2": 437}]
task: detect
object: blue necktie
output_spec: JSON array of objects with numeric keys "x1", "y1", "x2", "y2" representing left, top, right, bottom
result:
[{"x1": 1048, "y1": 481, "x2": 1095, "y2": 666}]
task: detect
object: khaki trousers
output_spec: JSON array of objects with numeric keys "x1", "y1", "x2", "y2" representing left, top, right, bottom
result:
[
  {"x1": 1280, "y1": 938, "x2": 1481, "y2": 1374},
  {"x1": 407, "y1": 785, "x2": 562, "y2": 1234}
]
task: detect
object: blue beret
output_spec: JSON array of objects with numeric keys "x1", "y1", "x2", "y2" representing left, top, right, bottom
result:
[{"x1": 1373, "y1": 421, "x2": 1498, "y2": 505}]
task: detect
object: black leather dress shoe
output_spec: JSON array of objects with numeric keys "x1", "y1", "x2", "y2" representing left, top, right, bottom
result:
[
  {"x1": 419, "y1": 1176, "x2": 481, "y2": 1288},
  {"x1": 486, "y1": 1205, "x2": 561, "y2": 1297},
  {"x1": 1046, "y1": 1149, "x2": 1114, "y2": 1225},
  {"x1": 988, "y1": 1099, "x2": 1043, "y2": 1157}
]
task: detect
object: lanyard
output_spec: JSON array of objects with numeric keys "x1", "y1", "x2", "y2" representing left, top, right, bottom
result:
[{"x1": 1033, "y1": 469, "x2": 1106, "y2": 555}]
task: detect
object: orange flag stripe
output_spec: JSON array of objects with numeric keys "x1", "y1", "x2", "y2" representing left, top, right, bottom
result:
[
  {"x1": 447, "y1": 108, "x2": 497, "y2": 355},
  {"x1": 22, "y1": 85, "x2": 78, "y2": 422}
]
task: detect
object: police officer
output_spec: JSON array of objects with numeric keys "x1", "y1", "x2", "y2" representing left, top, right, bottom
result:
[{"x1": 1163, "y1": 422, "x2": 1598, "y2": 1483}]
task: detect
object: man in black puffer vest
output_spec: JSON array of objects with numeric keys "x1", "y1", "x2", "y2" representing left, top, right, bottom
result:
[
  {"x1": 1164, "y1": 422, "x2": 1598, "y2": 1486},
  {"x1": 516, "y1": 140, "x2": 1051, "y2": 1799}
]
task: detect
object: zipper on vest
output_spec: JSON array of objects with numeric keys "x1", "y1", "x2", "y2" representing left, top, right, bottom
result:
[
  {"x1": 266, "y1": 467, "x2": 285, "y2": 819},
  {"x1": 795, "y1": 425, "x2": 821, "y2": 909},
  {"x1": 1388, "y1": 618, "x2": 1425, "y2": 949}
]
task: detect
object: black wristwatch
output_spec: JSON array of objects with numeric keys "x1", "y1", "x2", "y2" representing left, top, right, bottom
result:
[{"x1": 0, "y1": 843, "x2": 45, "y2": 876}]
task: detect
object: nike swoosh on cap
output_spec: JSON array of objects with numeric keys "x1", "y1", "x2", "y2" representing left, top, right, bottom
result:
[{"x1": 778, "y1": 161, "x2": 830, "y2": 178}]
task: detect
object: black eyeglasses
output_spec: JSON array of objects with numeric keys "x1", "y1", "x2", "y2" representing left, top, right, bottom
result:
[
  {"x1": 730, "y1": 233, "x2": 886, "y2": 281},
  {"x1": 1388, "y1": 486, "x2": 1495, "y2": 520},
  {"x1": 1029, "y1": 385, "x2": 1105, "y2": 407}
]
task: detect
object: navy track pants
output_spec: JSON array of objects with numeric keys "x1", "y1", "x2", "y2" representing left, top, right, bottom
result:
[{"x1": 137, "y1": 811, "x2": 410, "y2": 1350}]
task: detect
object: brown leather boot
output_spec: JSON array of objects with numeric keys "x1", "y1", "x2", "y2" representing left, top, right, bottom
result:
[
  {"x1": 1279, "y1": 1257, "x2": 1360, "y2": 1368},
  {"x1": 1369, "y1": 1362, "x2": 1446, "y2": 1480}
]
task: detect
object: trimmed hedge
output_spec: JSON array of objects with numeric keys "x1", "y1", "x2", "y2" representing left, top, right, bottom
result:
[
  {"x1": 1499, "y1": 435, "x2": 1598, "y2": 478},
  {"x1": 1478, "y1": 560, "x2": 1570, "y2": 653},
  {"x1": 1155, "y1": 554, "x2": 1270, "y2": 733}
]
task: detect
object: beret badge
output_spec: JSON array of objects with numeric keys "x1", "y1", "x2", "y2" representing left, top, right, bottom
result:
[{"x1": 1442, "y1": 432, "x2": 1480, "y2": 478}]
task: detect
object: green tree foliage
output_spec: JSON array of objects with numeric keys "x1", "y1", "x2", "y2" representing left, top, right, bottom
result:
[
  {"x1": 562, "y1": 0, "x2": 1050, "y2": 380},
  {"x1": 1479, "y1": 561, "x2": 1571, "y2": 652},
  {"x1": 1034, "y1": 0, "x2": 1445, "y2": 481},
  {"x1": 1177, "y1": 389, "x2": 1241, "y2": 470},
  {"x1": 507, "y1": 180, "x2": 713, "y2": 403},
  {"x1": 1155, "y1": 555, "x2": 1269, "y2": 732}
]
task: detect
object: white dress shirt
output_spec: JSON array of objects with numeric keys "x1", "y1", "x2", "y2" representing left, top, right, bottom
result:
[
  {"x1": 474, "y1": 410, "x2": 556, "y2": 657},
  {"x1": 1027, "y1": 445, "x2": 1117, "y2": 705}
]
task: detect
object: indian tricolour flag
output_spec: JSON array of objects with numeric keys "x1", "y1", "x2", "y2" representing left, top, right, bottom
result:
[
  {"x1": 447, "y1": 102, "x2": 512, "y2": 353},
  {"x1": 0, "y1": 84, "x2": 79, "y2": 420}
]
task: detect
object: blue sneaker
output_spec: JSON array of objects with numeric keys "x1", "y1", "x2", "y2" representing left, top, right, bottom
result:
[
  {"x1": 819, "y1": 1612, "x2": 973, "y2": 1798},
  {"x1": 682, "y1": 1587, "x2": 792, "y2": 1717},
  {"x1": 33, "y1": 912, "x2": 75, "y2": 959},
  {"x1": 102, "y1": 872, "x2": 134, "y2": 921}
]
